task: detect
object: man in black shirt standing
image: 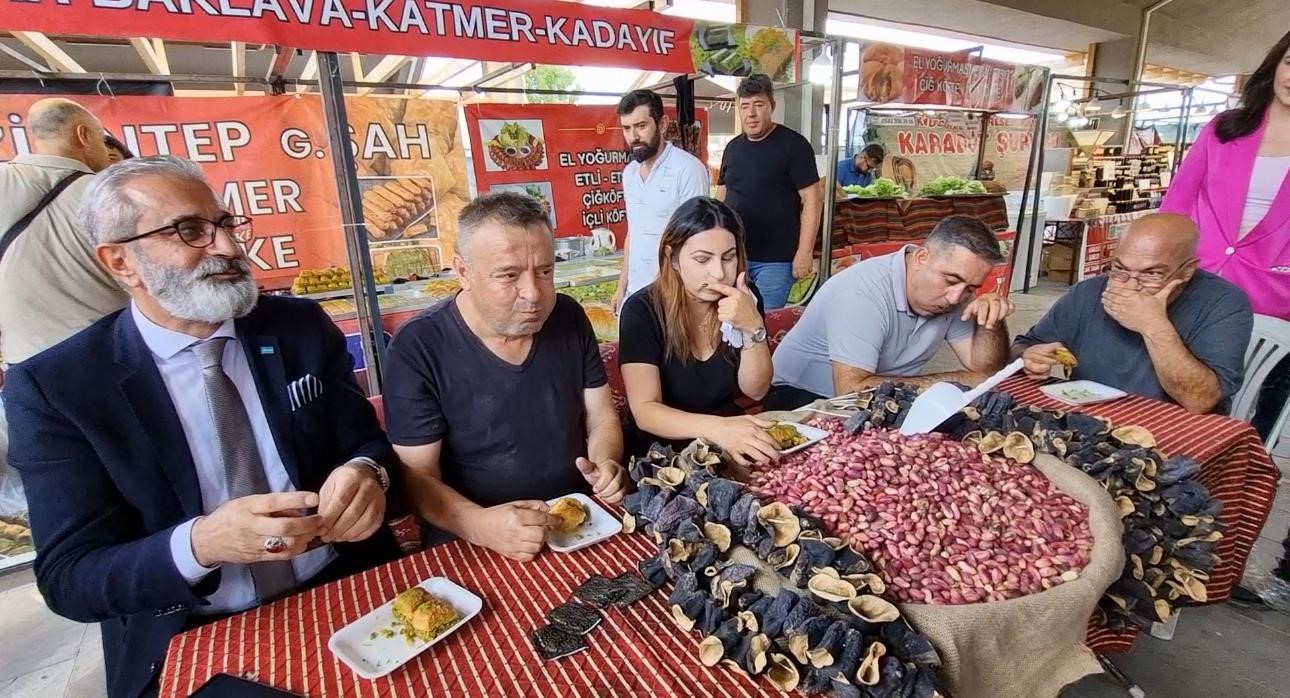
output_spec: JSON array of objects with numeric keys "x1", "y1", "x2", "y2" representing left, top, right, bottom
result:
[
  {"x1": 717, "y1": 74, "x2": 823, "y2": 309},
  {"x1": 382, "y1": 192, "x2": 627, "y2": 562}
]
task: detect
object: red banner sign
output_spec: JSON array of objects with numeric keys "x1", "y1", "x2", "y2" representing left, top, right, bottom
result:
[
  {"x1": 0, "y1": 93, "x2": 468, "y2": 290},
  {"x1": 857, "y1": 42, "x2": 1048, "y2": 114},
  {"x1": 2, "y1": 0, "x2": 697, "y2": 72},
  {"x1": 463, "y1": 103, "x2": 708, "y2": 246}
]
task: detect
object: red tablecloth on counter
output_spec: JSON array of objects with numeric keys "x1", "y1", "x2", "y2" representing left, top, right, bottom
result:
[
  {"x1": 999, "y1": 377, "x2": 1280, "y2": 653},
  {"x1": 159, "y1": 529, "x2": 780, "y2": 698},
  {"x1": 160, "y1": 379, "x2": 1280, "y2": 695}
]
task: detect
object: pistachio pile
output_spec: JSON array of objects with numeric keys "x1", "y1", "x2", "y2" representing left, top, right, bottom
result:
[
  {"x1": 750, "y1": 424, "x2": 1094, "y2": 604},
  {"x1": 841, "y1": 384, "x2": 1223, "y2": 631}
]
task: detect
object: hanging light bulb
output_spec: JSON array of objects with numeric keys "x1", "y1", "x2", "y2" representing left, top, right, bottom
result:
[
  {"x1": 809, "y1": 46, "x2": 832, "y2": 86},
  {"x1": 1111, "y1": 103, "x2": 1128, "y2": 119},
  {"x1": 1054, "y1": 99, "x2": 1072, "y2": 113},
  {"x1": 1138, "y1": 98, "x2": 1152, "y2": 111},
  {"x1": 1083, "y1": 102, "x2": 1102, "y2": 114}
]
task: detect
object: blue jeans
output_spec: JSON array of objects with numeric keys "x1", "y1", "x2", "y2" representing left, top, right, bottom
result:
[{"x1": 748, "y1": 261, "x2": 794, "y2": 310}]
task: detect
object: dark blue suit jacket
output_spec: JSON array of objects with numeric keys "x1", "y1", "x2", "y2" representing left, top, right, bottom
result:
[{"x1": 2, "y1": 296, "x2": 398, "y2": 698}]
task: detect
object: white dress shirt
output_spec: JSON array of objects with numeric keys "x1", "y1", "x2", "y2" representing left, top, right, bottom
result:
[
  {"x1": 622, "y1": 142, "x2": 712, "y2": 296},
  {"x1": 134, "y1": 304, "x2": 336, "y2": 614}
]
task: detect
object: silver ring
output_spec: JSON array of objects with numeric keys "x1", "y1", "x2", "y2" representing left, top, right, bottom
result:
[{"x1": 263, "y1": 536, "x2": 286, "y2": 554}]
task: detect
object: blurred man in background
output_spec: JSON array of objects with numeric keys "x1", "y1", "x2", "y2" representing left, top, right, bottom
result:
[
  {"x1": 611, "y1": 89, "x2": 710, "y2": 313},
  {"x1": 836, "y1": 143, "x2": 885, "y2": 188},
  {"x1": 0, "y1": 97, "x2": 124, "y2": 366}
]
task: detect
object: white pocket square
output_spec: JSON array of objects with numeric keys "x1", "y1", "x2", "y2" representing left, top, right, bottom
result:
[{"x1": 288, "y1": 374, "x2": 324, "y2": 411}]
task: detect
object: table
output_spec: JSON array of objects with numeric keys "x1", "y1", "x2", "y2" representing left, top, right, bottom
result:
[
  {"x1": 159, "y1": 526, "x2": 781, "y2": 698},
  {"x1": 999, "y1": 378, "x2": 1280, "y2": 653},
  {"x1": 160, "y1": 380, "x2": 1279, "y2": 695}
]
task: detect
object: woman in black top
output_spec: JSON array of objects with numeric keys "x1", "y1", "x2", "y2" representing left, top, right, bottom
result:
[{"x1": 618, "y1": 197, "x2": 778, "y2": 465}]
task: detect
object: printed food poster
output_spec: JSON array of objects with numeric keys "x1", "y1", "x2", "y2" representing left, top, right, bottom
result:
[
  {"x1": 479, "y1": 119, "x2": 549, "y2": 172},
  {"x1": 689, "y1": 23, "x2": 798, "y2": 81},
  {"x1": 856, "y1": 42, "x2": 1048, "y2": 114},
  {"x1": 0, "y1": 94, "x2": 467, "y2": 290},
  {"x1": 465, "y1": 103, "x2": 707, "y2": 242}
]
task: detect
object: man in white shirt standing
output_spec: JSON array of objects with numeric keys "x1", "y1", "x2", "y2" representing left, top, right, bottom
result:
[
  {"x1": 611, "y1": 89, "x2": 711, "y2": 312},
  {"x1": 3, "y1": 156, "x2": 396, "y2": 698}
]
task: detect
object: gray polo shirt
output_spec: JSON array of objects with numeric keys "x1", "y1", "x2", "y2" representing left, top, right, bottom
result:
[
  {"x1": 772, "y1": 247, "x2": 975, "y2": 397},
  {"x1": 1013, "y1": 271, "x2": 1252, "y2": 407}
]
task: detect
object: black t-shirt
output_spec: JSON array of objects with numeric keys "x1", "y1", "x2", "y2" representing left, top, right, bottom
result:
[
  {"x1": 617, "y1": 287, "x2": 763, "y2": 454},
  {"x1": 383, "y1": 294, "x2": 607, "y2": 507},
  {"x1": 718, "y1": 125, "x2": 819, "y2": 263}
]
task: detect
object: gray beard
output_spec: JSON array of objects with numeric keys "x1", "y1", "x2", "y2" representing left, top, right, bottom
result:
[{"x1": 134, "y1": 251, "x2": 259, "y2": 324}]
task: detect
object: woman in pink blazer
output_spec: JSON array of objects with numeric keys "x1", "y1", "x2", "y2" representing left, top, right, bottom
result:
[
  {"x1": 1162, "y1": 31, "x2": 1290, "y2": 438},
  {"x1": 1163, "y1": 31, "x2": 1290, "y2": 606},
  {"x1": 1162, "y1": 32, "x2": 1290, "y2": 322}
]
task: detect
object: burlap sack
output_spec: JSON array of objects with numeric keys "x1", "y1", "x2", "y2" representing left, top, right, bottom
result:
[{"x1": 757, "y1": 410, "x2": 1125, "y2": 698}]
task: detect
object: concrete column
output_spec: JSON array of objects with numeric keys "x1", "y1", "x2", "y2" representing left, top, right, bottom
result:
[{"x1": 1087, "y1": 37, "x2": 1137, "y2": 143}]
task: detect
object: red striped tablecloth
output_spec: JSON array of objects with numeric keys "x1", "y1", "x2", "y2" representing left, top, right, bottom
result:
[
  {"x1": 999, "y1": 378, "x2": 1281, "y2": 653},
  {"x1": 160, "y1": 379, "x2": 1279, "y2": 695},
  {"x1": 160, "y1": 527, "x2": 781, "y2": 698}
]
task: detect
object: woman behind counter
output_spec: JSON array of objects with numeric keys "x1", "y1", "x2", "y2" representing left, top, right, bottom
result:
[
  {"x1": 1161, "y1": 30, "x2": 1290, "y2": 442},
  {"x1": 618, "y1": 197, "x2": 779, "y2": 466}
]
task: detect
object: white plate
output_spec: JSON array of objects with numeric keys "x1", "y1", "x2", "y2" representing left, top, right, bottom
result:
[
  {"x1": 328, "y1": 577, "x2": 482, "y2": 680},
  {"x1": 545, "y1": 493, "x2": 621, "y2": 553},
  {"x1": 776, "y1": 423, "x2": 830, "y2": 455},
  {"x1": 1040, "y1": 380, "x2": 1128, "y2": 406}
]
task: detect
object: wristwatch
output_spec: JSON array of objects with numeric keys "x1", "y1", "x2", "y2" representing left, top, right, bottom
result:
[
  {"x1": 349, "y1": 458, "x2": 391, "y2": 493},
  {"x1": 743, "y1": 326, "x2": 768, "y2": 345}
]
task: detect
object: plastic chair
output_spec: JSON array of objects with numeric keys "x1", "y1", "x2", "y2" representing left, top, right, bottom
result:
[{"x1": 1230, "y1": 314, "x2": 1290, "y2": 452}]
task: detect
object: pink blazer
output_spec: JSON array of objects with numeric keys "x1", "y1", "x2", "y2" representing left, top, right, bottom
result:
[{"x1": 1161, "y1": 117, "x2": 1290, "y2": 320}]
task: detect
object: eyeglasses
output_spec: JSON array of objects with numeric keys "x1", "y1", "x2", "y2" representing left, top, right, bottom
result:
[
  {"x1": 1104, "y1": 259, "x2": 1187, "y2": 286},
  {"x1": 117, "y1": 215, "x2": 254, "y2": 248}
]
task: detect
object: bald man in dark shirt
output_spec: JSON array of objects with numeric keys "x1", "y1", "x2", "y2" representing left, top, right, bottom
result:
[{"x1": 1012, "y1": 213, "x2": 1253, "y2": 414}]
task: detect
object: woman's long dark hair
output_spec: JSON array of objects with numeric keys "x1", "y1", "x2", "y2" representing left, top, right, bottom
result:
[
  {"x1": 1214, "y1": 30, "x2": 1290, "y2": 142},
  {"x1": 649, "y1": 196, "x2": 748, "y2": 364}
]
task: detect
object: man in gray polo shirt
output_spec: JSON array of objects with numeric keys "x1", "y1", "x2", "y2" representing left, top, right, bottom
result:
[
  {"x1": 1013, "y1": 213, "x2": 1251, "y2": 414},
  {"x1": 767, "y1": 215, "x2": 1014, "y2": 410}
]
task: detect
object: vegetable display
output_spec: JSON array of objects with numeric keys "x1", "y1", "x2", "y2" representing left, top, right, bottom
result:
[
  {"x1": 917, "y1": 177, "x2": 988, "y2": 197},
  {"x1": 843, "y1": 177, "x2": 908, "y2": 199}
]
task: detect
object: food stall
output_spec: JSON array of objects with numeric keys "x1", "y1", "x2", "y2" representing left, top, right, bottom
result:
[
  {"x1": 1015, "y1": 75, "x2": 1229, "y2": 291},
  {"x1": 1, "y1": 3, "x2": 839, "y2": 392},
  {"x1": 4, "y1": 7, "x2": 1280, "y2": 698},
  {"x1": 822, "y1": 42, "x2": 1053, "y2": 297}
]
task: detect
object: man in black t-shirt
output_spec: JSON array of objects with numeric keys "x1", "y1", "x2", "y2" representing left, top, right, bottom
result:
[
  {"x1": 382, "y1": 192, "x2": 627, "y2": 562},
  {"x1": 717, "y1": 74, "x2": 823, "y2": 309}
]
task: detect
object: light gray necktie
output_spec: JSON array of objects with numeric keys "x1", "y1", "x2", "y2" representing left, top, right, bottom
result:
[{"x1": 192, "y1": 337, "x2": 296, "y2": 603}]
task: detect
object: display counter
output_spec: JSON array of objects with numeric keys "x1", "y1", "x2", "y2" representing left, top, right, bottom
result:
[
  {"x1": 322, "y1": 255, "x2": 624, "y2": 342},
  {"x1": 1041, "y1": 211, "x2": 1150, "y2": 285}
]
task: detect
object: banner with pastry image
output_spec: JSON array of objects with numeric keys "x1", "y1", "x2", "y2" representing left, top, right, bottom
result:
[
  {"x1": 0, "y1": 93, "x2": 467, "y2": 291},
  {"x1": 856, "y1": 42, "x2": 1048, "y2": 114},
  {"x1": 345, "y1": 96, "x2": 470, "y2": 281}
]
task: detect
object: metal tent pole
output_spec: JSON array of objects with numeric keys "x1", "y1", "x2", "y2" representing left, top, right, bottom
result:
[
  {"x1": 1018, "y1": 73, "x2": 1053, "y2": 294},
  {"x1": 317, "y1": 51, "x2": 386, "y2": 394},
  {"x1": 818, "y1": 36, "x2": 845, "y2": 287}
]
